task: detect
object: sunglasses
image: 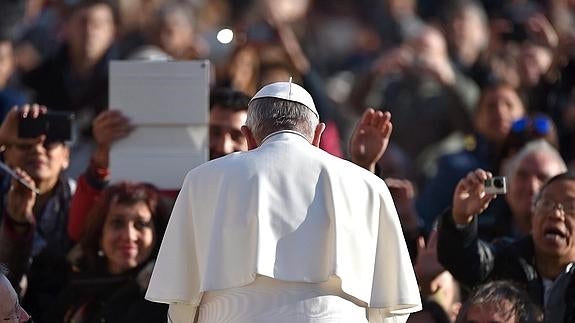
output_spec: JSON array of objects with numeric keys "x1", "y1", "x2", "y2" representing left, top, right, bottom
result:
[{"x1": 510, "y1": 116, "x2": 552, "y2": 135}]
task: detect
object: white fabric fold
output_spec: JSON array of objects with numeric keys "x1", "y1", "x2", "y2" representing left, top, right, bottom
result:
[{"x1": 146, "y1": 132, "x2": 421, "y2": 322}]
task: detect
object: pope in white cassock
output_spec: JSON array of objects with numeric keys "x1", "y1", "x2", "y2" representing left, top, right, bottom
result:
[{"x1": 146, "y1": 81, "x2": 422, "y2": 323}]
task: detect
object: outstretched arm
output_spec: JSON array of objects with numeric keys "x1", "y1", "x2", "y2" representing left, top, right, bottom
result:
[
  {"x1": 437, "y1": 169, "x2": 498, "y2": 286},
  {"x1": 67, "y1": 110, "x2": 133, "y2": 241}
]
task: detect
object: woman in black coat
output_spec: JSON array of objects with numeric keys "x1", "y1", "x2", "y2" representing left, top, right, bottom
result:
[{"x1": 49, "y1": 182, "x2": 170, "y2": 323}]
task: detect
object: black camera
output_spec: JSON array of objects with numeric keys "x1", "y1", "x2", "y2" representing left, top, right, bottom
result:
[
  {"x1": 18, "y1": 111, "x2": 74, "y2": 142},
  {"x1": 484, "y1": 176, "x2": 507, "y2": 195}
]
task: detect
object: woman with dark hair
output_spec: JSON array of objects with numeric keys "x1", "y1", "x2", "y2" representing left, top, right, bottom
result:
[{"x1": 49, "y1": 182, "x2": 169, "y2": 323}]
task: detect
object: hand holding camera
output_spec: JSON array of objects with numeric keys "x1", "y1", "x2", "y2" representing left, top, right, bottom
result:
[
  {"x1": 452, "y1": 169, "x2": 499, "y2": 225},
  {"x1": 18, "y1": 109, "x2": 74, "y2": 143},
  {"x1": 484, "y1": 176, "x2": 507, "y2": 195}
]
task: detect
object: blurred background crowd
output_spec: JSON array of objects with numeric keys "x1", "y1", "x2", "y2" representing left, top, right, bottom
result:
[{"x1": 0, "y1": 0, "x2": 575, "y2": 322}]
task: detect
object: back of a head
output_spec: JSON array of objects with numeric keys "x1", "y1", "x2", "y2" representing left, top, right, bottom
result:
[
  {"x1": 504, "y1": 139, "x2": 567, "y2": 179},
  {"x1": 210, "y1": 87, "x2": 250, "y2": 112},
  {"x1": 246, "y1": 82, "x2": 319, "y2": 143},
  {"x1": 456, "y1": 281, "x2": 543, "y2": 323}
]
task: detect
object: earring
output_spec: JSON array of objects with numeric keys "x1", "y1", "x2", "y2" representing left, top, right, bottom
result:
[{"x1": 97, "y1": 250, "x2": 105, "y2": 257}]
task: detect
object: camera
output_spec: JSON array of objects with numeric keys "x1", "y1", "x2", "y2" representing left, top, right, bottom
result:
[
  {"x1": 18, "y1": 111, "x2": 74, "y2": 142},
  {"x1": 484, "y1": 176, "x2": 507, "y2": 195}
]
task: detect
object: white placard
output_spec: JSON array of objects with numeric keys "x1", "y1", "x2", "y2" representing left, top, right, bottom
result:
[
  {"x1": 109, "y1": 60, "x2": 209, "y2": 125},
  {"x1": 109, "y1": 61, "x2": 210, "y2": 189}
]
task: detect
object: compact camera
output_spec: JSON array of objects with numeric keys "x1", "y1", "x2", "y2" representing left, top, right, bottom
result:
[{"x1": 484, "y1": 176, "x2": 507, "y2": 195}]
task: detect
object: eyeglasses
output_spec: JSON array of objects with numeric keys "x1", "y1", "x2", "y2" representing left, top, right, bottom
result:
[
  {"x1": 511, "y1": 116, "x2": 552, "y2": 135},
  {"x1": 534, "y1": 199, "x2": 575, "y2": 216}
]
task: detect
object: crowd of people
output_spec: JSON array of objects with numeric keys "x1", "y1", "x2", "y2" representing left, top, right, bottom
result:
[{"x1": 0, "y1": 0, "x2": 574, "y2": 322}]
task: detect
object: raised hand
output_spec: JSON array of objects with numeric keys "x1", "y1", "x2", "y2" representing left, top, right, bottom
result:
[
  {"x1": 385, "y1": 177, "x2": 419, "y2": 234},
  {"x1": 0, "y1": 104, "x2": 47, "y2": 147},
  {"x1": 91, "y1": 110, "x2": 134, "y2": 168},
  {"x1": 452, "y1": 169, "x2": 496, "y2": 225},
  {"x1": 350, "y1": 108, "x2": 392, "y2": 173},
  {"x1": 370, "y1": 47, "x2": 413, "y2": 77},
  {"x1": 526, "y1": 13, "x2": 559, "y2": 49},
  {"x1": 414, "y1": 230, "x2": 445, "y2": 297}
]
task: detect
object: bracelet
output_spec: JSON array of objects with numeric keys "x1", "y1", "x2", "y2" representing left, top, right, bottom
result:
[{"x1": 89, "y1": 160, "x2": 110, "y2": 180}]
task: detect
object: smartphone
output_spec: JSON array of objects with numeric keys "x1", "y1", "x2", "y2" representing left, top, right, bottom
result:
[
  {"x1": 18, "y1": 111, "x2": 74, "y2": 142},
  {"x1": 484, "y1": 176, "x2": 507, "y2": 195}
]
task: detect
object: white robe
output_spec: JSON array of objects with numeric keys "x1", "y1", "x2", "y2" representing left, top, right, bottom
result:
[{"x1": 146, "y1": 131, "x2": 421, "y2": 322}]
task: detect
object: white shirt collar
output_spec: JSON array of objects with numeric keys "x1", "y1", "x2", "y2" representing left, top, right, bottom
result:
[{"x1": 261, "y1": 130, "x2": 311, "y2": 145}]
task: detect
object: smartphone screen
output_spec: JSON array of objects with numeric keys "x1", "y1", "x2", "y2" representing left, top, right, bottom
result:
[{"x1": 18, "y1": 111, "x2": 74, "y2": 142}]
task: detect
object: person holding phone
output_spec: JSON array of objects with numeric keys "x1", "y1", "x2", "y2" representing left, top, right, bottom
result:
[{"x1": 0, "y1": 104, "x2": 76, "y2": 322}]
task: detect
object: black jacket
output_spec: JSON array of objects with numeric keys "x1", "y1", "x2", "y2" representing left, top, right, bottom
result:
[
  {"x1": 437, "y1": 208, "x2": 575, "y2": 322},
  {"x1": 48, "y1": 261, "x2": 167, "y2": 323}
]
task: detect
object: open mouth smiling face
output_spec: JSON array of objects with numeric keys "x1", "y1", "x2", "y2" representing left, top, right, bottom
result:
[{"x1": 532, "y1": 179, "x2": 575, "y2": 259}]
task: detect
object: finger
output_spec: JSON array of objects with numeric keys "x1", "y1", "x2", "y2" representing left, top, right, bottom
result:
[
  {"x1": 20, "y1": 104, "x2": 30, "y2": 118},
  {"x1": 6, "y1": 106, "x2": 19, "y2": 122},
  {"x1": 427, "y1": 229, "x2": 438, "y2": 250},
  {"x1": 471, "y1": 169, "x2": 491, "y2": 186},
  {"x1": 479, "y1": 191, "x2": 497, "y2": 204},
  {"x1": 377, "y1": 111, "x2": 392, "y2": 131},
  {"x1": 12, "y1": 168, "x2": 36, "y2": 194},
  {"x1": 360, "y1": 108, "x2": 375, "y2": 127},
  {"x1": 30, "y1": 103, "x2": 42, "y2": 118},
  {"x1": 94, "y1": 109, "x2": 124, "y2": 125},
  {"x1": 384, "y1": 177, "x2": 400, "y2": 188},
  {"x1": 417, "y1": 236, "x2": 426, "y2": 252},
  {"x1": 382, "y1": 120, "x2": 392, "y2": 139},
  {"x1": 372, "y1": 110, "x2": 386, "y2": 128}
]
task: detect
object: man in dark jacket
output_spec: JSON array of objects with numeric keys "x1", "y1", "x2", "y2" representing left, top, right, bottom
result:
[{"x1": 437, "y1": 169, "x2": 575, "y2": 322}]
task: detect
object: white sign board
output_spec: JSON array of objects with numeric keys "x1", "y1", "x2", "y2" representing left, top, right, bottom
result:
[{"x1": 109, "y1": 60, "x2": 210, "y2": 189}]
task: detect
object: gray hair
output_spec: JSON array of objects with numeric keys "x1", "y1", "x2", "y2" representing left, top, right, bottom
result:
[
  {"x1": 246, "y1": 97, "x2": 319, "y2": 143},
  {"x1": 504, "y1": 139, "x2": 567, "y2": 179},
  {"x1": 0, "y1": 263, "x2": 7, "y2": 277}
]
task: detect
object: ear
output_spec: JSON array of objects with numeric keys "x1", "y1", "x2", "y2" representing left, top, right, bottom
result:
[
  {"x1": 311, "y1": 123, "x2": 326, "y2": 147},
  {"x1": 241, "y1": 125, "x2": 259, "y2": 150},
  {"x1": 61, "y1": 145, "x2": 70, "y2": 170}
]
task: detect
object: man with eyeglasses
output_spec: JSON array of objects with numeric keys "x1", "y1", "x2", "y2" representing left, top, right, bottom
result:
[
  {"x1": 0, "y1": 264, "x2": 30, "y2": 322},
  {"x1": 436, "y1": 167, "x2": 575, "y2": 321}
]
